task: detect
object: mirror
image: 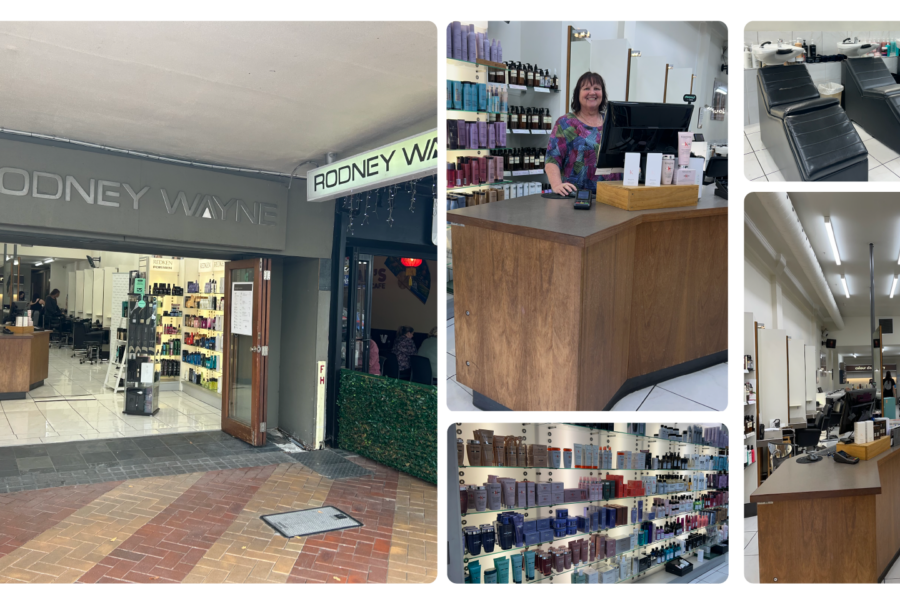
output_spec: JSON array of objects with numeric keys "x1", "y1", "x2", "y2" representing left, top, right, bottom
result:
[
  {"x1": 711, "y1": 78, "x2": 727, "y2": 121},
  {"x1": 566, "y1": 26, "x2": 592, "y2": 113}
]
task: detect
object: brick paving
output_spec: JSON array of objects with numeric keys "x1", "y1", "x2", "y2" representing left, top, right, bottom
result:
[{"x1": 0, "y1": 446, "x2": 436, "y2": 584}]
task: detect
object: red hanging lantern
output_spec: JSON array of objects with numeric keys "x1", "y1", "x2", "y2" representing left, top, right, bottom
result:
[{"x1": 401, "y1": 258, "x2": 422, "y2": 287}]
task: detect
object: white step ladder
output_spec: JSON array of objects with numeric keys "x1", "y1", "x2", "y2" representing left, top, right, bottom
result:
[{"x1": 104, "y1": 338, "x2": 127, "y2": 392}]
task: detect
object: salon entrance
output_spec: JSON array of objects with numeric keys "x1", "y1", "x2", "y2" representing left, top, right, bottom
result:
[
  {"x1": 342, "y1": 250, "x2": 438, "y2": 382},
  {"x1": 0, "y1": 241, "x2": 272, "y2": 449}
]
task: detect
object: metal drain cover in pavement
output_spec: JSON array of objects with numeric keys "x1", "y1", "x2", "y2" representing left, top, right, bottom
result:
[{"x1": 261, "y1": 506, "x2": 363, "y2": 538}]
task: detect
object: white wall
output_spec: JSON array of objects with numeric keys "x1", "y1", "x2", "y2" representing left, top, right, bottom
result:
[
  {"x1": 485, "y1": 21, "x2": 728, "y2": 142},
  {"x1": 744, "y1": 256, "x2": 774, "y2": 327},
  {"x1": 745, "y1": 250, "x2": 819, "y2": 347},
  {"x1": 747, "y1": 22, "x2": 900, "y2": 32}
]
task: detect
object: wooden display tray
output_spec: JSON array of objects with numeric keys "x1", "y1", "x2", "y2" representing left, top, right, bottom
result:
[
  {"x1": 596, "y1": 181, "x2": 699, "y2": 211},
  {"x1": 6, "y1": 325, "x2": 34, "y2": 334},
  {"x1": 837, "y1": 436, "x2": 891, "y2": 461}
]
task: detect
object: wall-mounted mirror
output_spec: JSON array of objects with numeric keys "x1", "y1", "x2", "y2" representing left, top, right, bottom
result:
[
  {"x1": 711, "y1": 78, "x2": 727, "y2": 121},
  {"x1": 566, "y1": 26, "x2": 592, "y2": 112}
]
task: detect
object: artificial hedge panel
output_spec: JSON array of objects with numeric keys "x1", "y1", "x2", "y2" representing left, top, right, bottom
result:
[{"x1": 337, "y1": 369, "x2": 437, "y2": 485}]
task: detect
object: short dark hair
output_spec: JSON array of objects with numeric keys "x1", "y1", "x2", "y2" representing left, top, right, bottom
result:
[
  {"x1": 571, "y1": 71, "x2": 609, "y2": 115},
  {"x1": 50, "y1": 289, "x2": 60, "y2": 297}
]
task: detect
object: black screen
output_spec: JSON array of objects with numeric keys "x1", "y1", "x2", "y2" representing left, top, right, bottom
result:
[{"x1": 597, "y1": 101, "x2": 694, "y2": 168}]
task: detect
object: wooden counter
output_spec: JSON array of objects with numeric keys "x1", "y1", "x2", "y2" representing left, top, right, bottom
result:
[
  {"x1": 750, "y1": 443, "x2": 900, "y2": 582},
  {"x1": 448, "y1": 192, "x2": 728, "y2": 411},
  {"x1": 0, "y1": 331, "x2": 50, "y2": 400}
]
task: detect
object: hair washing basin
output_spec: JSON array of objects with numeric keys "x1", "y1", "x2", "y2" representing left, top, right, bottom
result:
[{"x1": 754, "y1": 42, "x2": 804, "y2": 66}]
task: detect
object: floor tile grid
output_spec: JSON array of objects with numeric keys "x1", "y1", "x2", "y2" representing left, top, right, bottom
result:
[
  {"x1": 744, "y1": 121, "x2": 900, "y2": 181},
  {"x1": 0, "y1": 348, "x2": 221, "y2": 445}
]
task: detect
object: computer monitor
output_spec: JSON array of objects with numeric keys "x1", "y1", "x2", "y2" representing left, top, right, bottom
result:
[
  {"x1": 838, "y1": 389, "x2": 876, "y2": 435},
  {"x1": 597, "y1": 101, "x2": 695, "y2": 182}
]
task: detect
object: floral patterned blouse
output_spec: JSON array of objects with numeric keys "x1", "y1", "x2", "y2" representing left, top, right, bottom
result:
[
  {"x1": 546, "y1": 112, "x2": 622, "y2": 191},
  {"x1": 392, "y1": 335, "x2": 417, "y2": 371}
]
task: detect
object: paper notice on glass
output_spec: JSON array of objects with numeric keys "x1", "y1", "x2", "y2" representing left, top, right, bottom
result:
[
  {"x1": 231, "y1": 282, "x2": 254, "y2": 336},
  {"x1": 623, "y1": 153, "x2": 641, "y2": 187},
  {"x1": 141, "y1": 362, "x2": 154, "y2": 384},
  {"x1": 645, "y1": 153, "x2": 663, "y2": 187}
]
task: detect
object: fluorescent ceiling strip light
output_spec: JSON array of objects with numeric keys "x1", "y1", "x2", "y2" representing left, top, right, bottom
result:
[
  {"x1": 893, "y1": 276, "x2": 898, "y2": 299},
  {"x1": 842, "y1": 275, "x2": 850, "y2": 298},
  {"x1": 825, "y1": 217, "x2": 841, "y2": 265},
  {"x1": 43, "y1": 258, "x2": 54, "y2": 264}
]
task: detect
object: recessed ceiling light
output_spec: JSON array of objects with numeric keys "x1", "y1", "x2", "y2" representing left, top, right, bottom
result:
[
  {"x1": 825, "y1": 217, "x2": 841, "y2": 265},
  {"x1": 842, "y1": 275, "x2": 850, "y2": 298}
]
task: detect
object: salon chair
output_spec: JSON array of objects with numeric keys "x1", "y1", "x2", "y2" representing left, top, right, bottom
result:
[
  {"x1": 409, "y1": 356, "x2": 434, "y2": 386},
  {"x1": 842, "y1": 57, "x2": 900, "y2": 155},
  {"x1": 72, "y1": 320, "x2": 102, "y2": 361},
  {"x1": 382, "y1": 354, "x2": 401, "y2": 379},
  {"x1": 795, "y1": 427, "x2": 823, "y2": 464},
  {"x1": 757, "y1": 64, "x2": 868, "y2": 181}
]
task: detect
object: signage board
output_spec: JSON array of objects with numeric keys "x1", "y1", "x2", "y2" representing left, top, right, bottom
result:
[{"x1": 306, "y1": 130, "x2": 438, "y2": 203}]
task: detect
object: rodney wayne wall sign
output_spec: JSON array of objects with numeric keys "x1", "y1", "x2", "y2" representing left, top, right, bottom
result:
[
  {"x1": 307, "y1": 129, "x2": 438, "y2": 203},
  {"x1": 0, "y1": 166, "x2": 279, "y2": 226},
  {"x1": 0, "y1": 137, "x2": 289, "y2": 251}
]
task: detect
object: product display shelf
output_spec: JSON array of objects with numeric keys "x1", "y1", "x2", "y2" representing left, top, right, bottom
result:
[
  {"x1": 453, "y1": 422, "x2": 728, "y2": 585},
  {"x1": 460, "y1": 465, "x2": 723, "y2": 473},
  {"x1": 448, "y1": 147, "x2": 511, "y2": 152},
  {"x1": 530, "y1": 540, "x2": 726, "y2": 586},
  {"x1": 448, "y1": 108, "x2": 508, "y2": 116},
  {"x1": 463, "y1": 509, "x2": 728, "y2": 563},
  {"x1": 561, "y1": 425, "x2": 729, "y2": 452},
  {"x1": 449, "y1": 181, "x2": 513, "y2": 193},
  {"x1": 525, "y1": 525, "x2": 727, "y2": 585},
  {"x1": 181, "y1": 379, "x2": 221, "y2": 395},
  {"x1": 502, "y1": 83, "x2": 561, "y2": 94},
  {"x1": 508, "y1": 129, "x2": 552, "y2": 135},
  {"x1": 184, "y1": 346, "x2": 222, "y2": 354},
  {"x1": 447, "y1": 57, "x2": 506, "y2": 71},
  {"x1": 460, "y1": 490, "x2": 727, "y2": 517}
]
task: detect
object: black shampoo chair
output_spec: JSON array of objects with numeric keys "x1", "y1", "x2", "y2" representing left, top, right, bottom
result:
[
  {"x1": 757, "y1": 64, "x2": 868, "y2": 181},
  {"x1": 842, "y1": 57, "x2": 900, "y2": 155}
]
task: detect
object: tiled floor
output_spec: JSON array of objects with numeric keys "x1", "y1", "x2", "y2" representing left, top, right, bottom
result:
[
  {"x1": 744, "y1": 121, "x2": 900, "y2": 181},
  {"x1": 744, "y1": 514, "x2": 900, "y2": 583},
  {"x1": 446, "y1": 296, "x2": 728, "y2": 411},
  {"x1": 0, "y1": 347, "x2": 220, "y2": 446},
  {"x1": 687, "y1": 560, "x2": 729, "y2": 584},
  {"x1": 0, "y1": 441, "x2": 437, "y2": 584}
]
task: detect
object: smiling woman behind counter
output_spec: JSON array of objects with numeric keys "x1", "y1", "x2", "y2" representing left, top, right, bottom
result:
[{"x1": 545, "y1": 71, "x2": 622, "y2": 196}]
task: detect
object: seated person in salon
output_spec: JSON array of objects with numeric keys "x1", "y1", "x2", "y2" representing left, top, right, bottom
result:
[
  {"x1": 545, "y1": 71, "x2": 622, "y2": 196},
  {"x1": 392, "y1": 325, "x2": 417, "y2": 379}
]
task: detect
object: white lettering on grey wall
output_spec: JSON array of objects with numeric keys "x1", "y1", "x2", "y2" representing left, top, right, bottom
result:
[{"x1": 0, "y1": 165, "x2": 279, "y2": 227}]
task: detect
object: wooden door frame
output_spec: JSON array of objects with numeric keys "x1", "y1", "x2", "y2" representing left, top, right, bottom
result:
[{"x1": 221, "y1": 257, "x2": 270, "y2": 446}]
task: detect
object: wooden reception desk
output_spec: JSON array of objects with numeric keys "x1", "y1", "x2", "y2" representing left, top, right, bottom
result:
[
  {"x1": 0, "y1": 331, "x2": 50, "y2": 400},
  {"x1": 750, "y1": 443, "x2": 900, "y2": 583},
  {"x1": 448, "y1": 191, "x2": 727, "y2": 411}
]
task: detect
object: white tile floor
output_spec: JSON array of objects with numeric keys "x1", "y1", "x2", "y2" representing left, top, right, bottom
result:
[
  {"x1": 744, "y1": 121, "x2": 900, "y2": 181},
  {"x1": 687, "y1": 560, "x2": 729, "y2": 584},
  {"x1": 0, "y1": 347, "x2": 221, "y2": 446},
  {"x1": 744, "y1": 515, "x2": 900, "y2": 583},
  {"x1": 445, "y1": 297, "x2": 727, "y2": 412}
]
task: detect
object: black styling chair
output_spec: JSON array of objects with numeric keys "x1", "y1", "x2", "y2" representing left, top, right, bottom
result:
[
  {"x1": 382, "y1": 354, "x2": 400, "y2": 379},
  {"x1": 409, "y1": 356, "x2": 434, "y2": 385}
]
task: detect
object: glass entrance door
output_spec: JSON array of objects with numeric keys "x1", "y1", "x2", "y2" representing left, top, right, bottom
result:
[
  {"x1": 348, "y1": 252, "x2": 374, "y2": 373},
  {"x1": 221, "y1": 258, "x2": 271, "y2": 446}
]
